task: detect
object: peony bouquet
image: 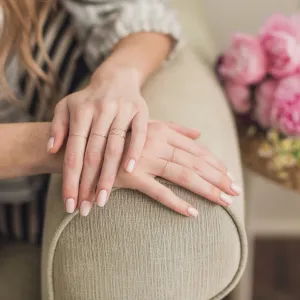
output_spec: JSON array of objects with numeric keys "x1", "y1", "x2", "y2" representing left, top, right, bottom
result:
[{"x1": 216, "y1": 14, "x2": 300, "y2": 137}]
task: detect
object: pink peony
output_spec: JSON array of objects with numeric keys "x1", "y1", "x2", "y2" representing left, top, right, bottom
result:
[
  {"x1": 260, "y1": 14, "x2": 300, "y2": 78},
  {"x1": 218, "y1": 33, "x2": 267, "y2": 85},
  {"x1": 224, "y1": 81, "x2": 251, "y2": 114},
  {"x1": 254, "y1": 79, "x2": 277, "y2": 128},
  {"x1": 271, "y1": 74, "x2": 300, "y2": 136}
]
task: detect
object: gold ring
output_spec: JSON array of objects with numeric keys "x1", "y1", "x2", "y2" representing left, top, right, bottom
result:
[
  {"x1": 171, "y1": 148, "x2": 176, "y2": 162},
  {"x1": 70, "y1": 134, "x2": 88, "y2": 139},
  {"x1": 109, "y1": 132, "x2": 126, "y2": 139},
  {"x1": 162, "y1": 148, "x2": 176, "y2": 177},
  {"x1": 91, "y1": 132, "x2": 108, "y2": 138},
  {"x1": 110, "y1": 128, "x2": 127, "y2": 132},
  {"x1": 162, "y1": 161, "x2": 170, "y2": 176}
]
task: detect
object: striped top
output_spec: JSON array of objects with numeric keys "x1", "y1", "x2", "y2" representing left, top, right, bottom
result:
[
  {"x1": 0, "y1": 0, "x2": 181, "y2": 244},
  {"x1": 0, "y1": 7, "x2": 90, "y2": 244},
  {"x1": 5, "y1": 0, "x2": 182, "y2": 97}
]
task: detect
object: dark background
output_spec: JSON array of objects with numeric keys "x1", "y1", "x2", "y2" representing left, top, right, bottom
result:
[{"x1": 227, "y1": 239, "x2": 300, "y2": 300}]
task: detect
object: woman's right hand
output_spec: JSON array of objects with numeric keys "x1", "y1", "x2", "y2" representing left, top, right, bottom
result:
[{"x1": 104, "y1": 121, "x2": 241, "y2": 217}]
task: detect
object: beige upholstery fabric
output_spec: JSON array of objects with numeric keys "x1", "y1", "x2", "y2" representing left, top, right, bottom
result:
[
  {"x1": 42, "y1": 47, "x2": 247, "y2": 300},
  {"x1": 171, "y1": 0, "x2": 217, "y2": 64},
  {"x1": 0, "y1": 243, "x2": 41, "y2": 300}
]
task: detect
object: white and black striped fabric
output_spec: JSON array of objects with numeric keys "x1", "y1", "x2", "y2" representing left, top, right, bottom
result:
[{"x1": 0, "y1": 6, "x2": 91, "y2": 244}]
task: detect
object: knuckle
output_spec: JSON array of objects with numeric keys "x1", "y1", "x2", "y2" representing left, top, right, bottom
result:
[
  {"x1": 80, "y1": 184, "x2": 96, "y2": 196},
  {"x1": 107, "y1": 143, "x2": 123, "y2": 157},
  {"x1": 119, "y1": 102, "x2": 134, "y2": 115},
  {"x1": 219, "y1": 174, "x2": 230, "y2": 188},
  {"x1": 193, "y1": 159, "x2": 205, "y2": 174},
  {"x1": 210, "y1": 185, "x2": 221, "y2": 200},
  {"x1": 64, "y1": 153, "x2": 80, "y2": 170},
  {"x1": 72, "y1": 104, "x2": 90, "y2": 122},
  {"x1": 178, "y1": 167, "x2": 192, "y2": 185},
  {"x1": 101, "y1": 101, "x2": 117, "y2": 114},
  {"x1": 152, "y1": 187, "x2": 167, "y2": 203},
  {"x1": 151, "y1": 123, "x2": 168, "y2": 136},
  {"x1": 54, "y1": 101, "x2": 63, "y2": 114},
  {"x1": 100, "y1": 174, "x2": 115, "y2": 187},
  {"x1": 84, "y1": 151, "x2": 101, "y2": 166},
  {"x1": 134, "y1": 125, "x2": 147, "y2": 137},
  {"x1": 144, "y1": 138, "x2": 160, "y2": 154}
]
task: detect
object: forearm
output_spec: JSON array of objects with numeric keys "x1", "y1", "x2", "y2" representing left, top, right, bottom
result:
[
  {"x1": 93, "y1": 32, "x2": 173, "y2": 86},
  {"x1": 0, "y1": 123, "x2": 63, "y2": 179}
]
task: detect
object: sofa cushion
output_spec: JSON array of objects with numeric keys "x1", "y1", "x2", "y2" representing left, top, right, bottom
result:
[{"x1": 42, "y1": 47, "x2": 247, "y2": 300}]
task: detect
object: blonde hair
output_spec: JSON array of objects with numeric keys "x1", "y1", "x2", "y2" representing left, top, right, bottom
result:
[{"x1": 0, "y1": 0, "x2": 55, "y2": 99}]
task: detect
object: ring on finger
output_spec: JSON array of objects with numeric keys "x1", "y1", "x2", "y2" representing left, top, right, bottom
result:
[
  {"x1": 110, "y1": 128, "x2": 127, "y2": 133},
  {"x1": 70, "y1": 133, "x2": 88, "y2": 139},
  {"x1": 163, "y1": 148, "x2": 176, "y2": 176},
  {"x1": 171, "y1": 147, "x2": 176, "y2": 162},
  {"x1": 109, "y1": 132, "x2": 126, "y2": 139},
  {"x1": 109, "y1": 128, "x2": 126, "y2": 139},
  {"x1": 91, "y1": 132, "x2": 108, "y2": 138}
]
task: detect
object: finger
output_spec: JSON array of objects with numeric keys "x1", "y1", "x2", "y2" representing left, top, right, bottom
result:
[
  {"x1": 166, "y1": 122, "x2": 200, "y2": 140},
  {"x1": 149, "y1": 158, "x2": 234, "y2": 207},
  {"x1": 135, "y1": 176, "x2": 199, "y2": 217},
  {"x1": 78, "y1": 113, "x2": 115, "y2": 216},
  {"x1": 96, "y1": 114, "x2": 131, "y2": 207},
  {"x1": 48, "y1": 100, "x2": 69, "y2": 153},
  {"x1": 124, "y1": 111, "x2": 148, "y2": 173},
  {"x1": 160, "y1": 145, "x2": 241, "y2": 196},
  {"x1": 63, "y1": 106, "x2": 93, "y2": 214},
  {"x1": 167, "y1": 130, "x2": 227, "y2": 173}
]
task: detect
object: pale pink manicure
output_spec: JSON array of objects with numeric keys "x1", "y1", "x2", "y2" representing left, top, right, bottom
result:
[
  {"x1": 187, "y1": 207, "x2": 199, "y2": 217},
  {"x1": 80, "y1": 201, "x2": 91, "y2": 217},
  {"x1": 231, "y1": 182, "x2": 242, "y2": 195},
  {"x1": 220, "y1": 192, "x2": 233, "y2": 205},
  {"x1": 126, "y1": 159, "x2": 136, "y2": 173},
  {"x1": 97, "y1": 190, "x2": 108, "y2": 207},
  {"x1": 47, "y1": 137, "x2": 54, "y2": 152},
  {"x1": 65, "y1": 198, "x2": 75, "y2": 214}
]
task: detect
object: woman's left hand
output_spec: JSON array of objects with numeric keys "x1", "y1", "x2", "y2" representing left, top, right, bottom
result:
[{"x1": 48, "y1": 65, "x2": 149, "y2": 214}]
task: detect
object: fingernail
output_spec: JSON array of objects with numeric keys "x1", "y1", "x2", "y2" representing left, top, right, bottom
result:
[
  {"x1": 47, "y1": 137, "x2": 54, "y2": 152},
  {"x1": 97, "y1": 190, "x2": 108, "y2": 207},
  {"x1": 126, "y1": 159, "x2": 136, "y2": 173},
  {"x1": 231, "y1": 182, "x2": 242, "y2": 195},
  {"x1": 65, "y1": 198, "x2": 75, "y2": 214},
  {"x1": 227, "y1": 171, "x2": 234, "y2": 181},
  {"x1": 220, "y1": 192, "x2": 233, "y2": 205},
  {"x1": 187, "y1": 207, "x2": 199, "y2": 217},
  {"x1": 80, "y1": 201, "x2": 91, "y2": 217}
]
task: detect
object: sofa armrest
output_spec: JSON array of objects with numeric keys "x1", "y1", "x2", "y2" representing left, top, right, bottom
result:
[{"x1": 42, "y1": 47, "x2": 247, "y2": 300}]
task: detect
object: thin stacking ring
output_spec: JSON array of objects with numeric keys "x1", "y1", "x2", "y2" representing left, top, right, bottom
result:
[
  {"x1": 70, "y1": 134, "x2": 88, "y2": 139},
  {"x1": 109, "y1": 132, "x2": 126, "y2": 139},
  {"x1": 163, "y1": 148, "x2": 176, "y2": 176},
  {"x1": 110, "y1": 128, "x2": 127, "y2": 133},
  {"x1": 171, "y1": 147, "x2": 176, "y2": 162},
  {"x1": 91, "y1": 132, "x2": 108, "y2": 138}
]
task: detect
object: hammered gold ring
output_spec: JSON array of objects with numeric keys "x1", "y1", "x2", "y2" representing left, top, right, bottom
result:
[{"x1": 109, "y1": 132, "x2": 126, "y2": 139}]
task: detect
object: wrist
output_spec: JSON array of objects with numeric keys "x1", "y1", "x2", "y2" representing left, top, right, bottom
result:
[
  {"x1": 91, "y1": 60, "x2": 145, "y2": 87},
  {"x1": 27, "y1": 123, "x2": 63, "y2": 175}
]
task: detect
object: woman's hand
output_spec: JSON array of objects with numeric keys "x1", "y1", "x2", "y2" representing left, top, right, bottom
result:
[
  {"x1": 100, "y1": 121, "x2": 242, "y2": 217},
  {"x1": 48, "y1": 65, "x2": 149, "y2": 215}
]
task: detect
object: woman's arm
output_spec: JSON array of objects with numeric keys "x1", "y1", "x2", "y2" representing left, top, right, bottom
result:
[
  {"x1": 63, "y1": 0, "x2": 181, "y2": 73},
  {"x1": 0, "y1": 123, "x2": 62, "y2": 179},
  {"x1": 92, "y1": 32, "x2": 173, "y2": 86}
]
